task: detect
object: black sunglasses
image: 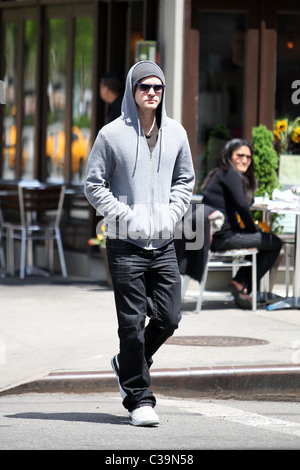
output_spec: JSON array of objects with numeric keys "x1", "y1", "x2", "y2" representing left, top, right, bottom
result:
[
  {"x1": 136, "y1": 83, "x2": 165, "y2": 93},
  {"x1": 236, "y1": 153, "x2": 252, "y2": 160}
]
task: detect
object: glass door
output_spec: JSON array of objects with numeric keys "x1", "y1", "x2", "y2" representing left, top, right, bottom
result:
[
  {"x1": 197, "y1": 12, "x2": 247, "y2": 183},
  {"x1": 274, "y1": 13, "x2": 300, "y2": 234},
  {"x1": 1, "y1": 12, "x2": 37, "y2": 182},
  {"x1": 45, "y1": 7, "x2": 94, "y2": 185},
  {"x1": 275, "y1": 13, "x2": 300, "y2": 150},
  {"x1": 22, "y1": 19, "x2": 37, "y2": 180},
  {"x1": 71, "y1": 17, "x2": 93, "y2": 183},
  {"x1": 2, "y1": 21, "x2": 18, "y2": 180}
]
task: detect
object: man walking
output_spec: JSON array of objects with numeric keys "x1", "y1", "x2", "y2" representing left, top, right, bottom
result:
[{"x1": 85, "y1": 61, "x2": 194, "y2": 426}]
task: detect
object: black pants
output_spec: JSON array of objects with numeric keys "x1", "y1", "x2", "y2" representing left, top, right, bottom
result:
[
  {"x1": 106, "y1": 238, "x2": 181, "y2": 412},
  {"x1": 211, "y1": 231, "x2": 282, "y2": 293}
]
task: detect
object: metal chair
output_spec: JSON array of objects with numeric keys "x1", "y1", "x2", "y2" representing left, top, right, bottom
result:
[
  {"x1": 182, "y1": 248, "x2": 258, "y2": 313},
  {"x1": 9, "y1": 184, "x2": 67, "y2": 279},
  {"x1": 0, "y1": 226, "x2": 6, "y2": 272},
  {"x1": 0, "y1": 183, "x2": 20, "y2": 275}
]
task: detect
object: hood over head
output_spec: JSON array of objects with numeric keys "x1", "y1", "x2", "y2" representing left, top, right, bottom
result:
[
  {"x1": 120, "y1": 61, "x2": 167, "y2": 174},
  {"x1": 121, "y1": 60, "x2": 167, "y2": 129}
]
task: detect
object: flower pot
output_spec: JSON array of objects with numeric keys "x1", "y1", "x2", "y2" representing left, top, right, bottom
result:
[{"x1": 279, "y1": 154, "x2": 300, "y2": 186}]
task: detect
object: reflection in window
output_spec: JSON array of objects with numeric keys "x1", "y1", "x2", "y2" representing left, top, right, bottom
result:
[
  {"x1": 197, "y1": 13, "x2": 246, "y2": 183},
  {"x1": 275, "y1": 14, "x2": 300, "y2": 122},
  {"x1": 22, "y1": 20, "x2": 37, "y2": 180},
  {"x1": 46, "y1": 19, "x2": 67, "y2": 182},
  {"x1": 72, "y1": 17, "x2": 93, "y2": 184},
  {"x1": 2, "y1": 22, "x2": 17, "y2": 180}
]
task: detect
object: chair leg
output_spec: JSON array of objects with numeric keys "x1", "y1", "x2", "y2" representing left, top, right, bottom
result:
[
  {"x1": 232, "y1": 259, "x2": 239, "y2": 277},
  {"x1": 48, "y1": 238, "x2": 54, "y2": 274},
  {"x1": 195, "y1": 252, "x2": 211, "y2": 314},
  {"x1": 19, "y1": 229, "x2": 26, "y2": 280},
  {"x1": 55, "y1": 228, "x2": 68, "y2": 278},
  {"x1": 285, "y1": 243, "x2": 290, "y2": 298},
  {"x1": 251, "y1": 251, "x2": 257, "y2": 312},
  {"x1": 0, "y1": 242, "x2": 5, "y2": 270},
  {"x1": 181, "y1": 275, "x2": 190, "y2": 300},
  {"x1": 8, "y1": 228, "x2": 15, "y2": 276}
]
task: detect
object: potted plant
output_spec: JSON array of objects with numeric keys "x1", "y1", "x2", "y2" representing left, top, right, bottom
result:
[
  {"x1": 273, "y1": 117, "x2": 300, "y2": 187},
  {"x1": 88, "y1": 223, "x2": 112, "y2": 286},
  {"x1": 273, "y1": 117, "x2": 300, "y2": 155},
  {"x1": 251, "y1": 124, "x2": 282, "y2": 231}
]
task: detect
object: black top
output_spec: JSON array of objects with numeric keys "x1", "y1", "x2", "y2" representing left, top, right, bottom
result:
[
  {"x1": 145, "y1": 122, "x2": 159, "y2": 151},
  {"x1": 202, "y1": 167, "x2": 257, "y2": 238},
  {"x1": 107, "y1": 95, "x2": 123, "y2": 123}
]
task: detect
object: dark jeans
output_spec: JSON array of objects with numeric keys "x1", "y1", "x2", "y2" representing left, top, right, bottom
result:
[
  {"x1": 106, "y1": 238, "x2": 182, "y2": 412},
  {"x1": 211, "y1": 231, "x2": 282, "y2": 293}
]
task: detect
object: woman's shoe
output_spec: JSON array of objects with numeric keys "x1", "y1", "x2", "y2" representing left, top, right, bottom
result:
[
  {"x1": 235, "y1": 292, "x2": 252, "y2": 309},
  {"x1": 229, "y1": 280, "x2": 252, "y2": 310}
]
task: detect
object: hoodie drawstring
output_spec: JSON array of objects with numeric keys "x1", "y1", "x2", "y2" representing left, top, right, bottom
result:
[
  {"x1": 157, "y1": 127, "x2": 165, "y2": 172},
  {"x1": 132, "y1": 119, "x2": 141, "y2": 177}
]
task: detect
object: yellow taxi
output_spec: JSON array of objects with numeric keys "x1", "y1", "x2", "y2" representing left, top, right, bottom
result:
[{"x1": 55, "y1": 126, "x2": 87, "y2": 176}]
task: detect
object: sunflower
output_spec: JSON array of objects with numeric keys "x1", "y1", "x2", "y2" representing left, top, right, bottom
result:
[
  {"x1": 291, "y1": 126, "x2": 300, "y2": 144},
  {"x1": 273, "y1": 117, "x2": 300, "y2": 154},
  {"x1": 273, "y1": 129, "x2": 281, "y2": 142},
  {"x1": 275, "y1": 119, "x2": 288, "y2": 134}
]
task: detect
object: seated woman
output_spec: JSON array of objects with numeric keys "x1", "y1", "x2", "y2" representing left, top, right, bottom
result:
[{"x1": 201, "y1": 138, "x2": 282, "y2": 309}]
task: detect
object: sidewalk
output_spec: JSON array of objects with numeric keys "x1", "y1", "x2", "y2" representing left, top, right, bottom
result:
[{"x1": 1, "y1": 276, "x2": 300, "y2": 400}]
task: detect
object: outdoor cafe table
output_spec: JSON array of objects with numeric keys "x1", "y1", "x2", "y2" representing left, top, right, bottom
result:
[{"x1": 252, "y1": 198, "x2": 300, "y2": 310}]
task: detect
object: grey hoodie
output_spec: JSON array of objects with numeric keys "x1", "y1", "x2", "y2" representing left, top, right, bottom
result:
[{"x1": 84, "y1": 61, "x2": 195, "y2": 249}]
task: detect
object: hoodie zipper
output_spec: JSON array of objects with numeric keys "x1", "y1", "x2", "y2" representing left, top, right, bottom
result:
[{"x1": 148, "y1": 150, "x2": 153, "y2": 247}]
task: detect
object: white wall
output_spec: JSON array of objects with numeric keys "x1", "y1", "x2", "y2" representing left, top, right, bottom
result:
[{"x1": 159, "y1": 0, "x2": 184, "y2": 122}]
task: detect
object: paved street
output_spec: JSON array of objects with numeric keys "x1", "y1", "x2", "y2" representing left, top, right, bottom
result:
[{"x1": 1, "y1": 393, "x2": 300, "y2": 450}]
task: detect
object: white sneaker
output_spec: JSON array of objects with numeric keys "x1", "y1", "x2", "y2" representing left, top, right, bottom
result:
[
  {"x1": 129, "y1": 406, "x2": 159, "y2": 427},
  {"x1": 111, "y1": 355, "x2": 127, "y2": 400}
]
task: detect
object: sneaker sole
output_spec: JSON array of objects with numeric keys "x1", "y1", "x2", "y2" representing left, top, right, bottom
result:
[{"x1": 129, "y1": 417, "x2": 159, "y2": 427}]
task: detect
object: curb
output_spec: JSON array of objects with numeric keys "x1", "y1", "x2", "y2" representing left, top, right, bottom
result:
[{"x1": 1, "y1": 364, "x2": 300, "y2": 401}]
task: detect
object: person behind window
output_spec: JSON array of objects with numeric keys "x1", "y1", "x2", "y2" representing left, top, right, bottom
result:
[
  {"x1": 201, "y1": 138, "x2": 282, "y2": 309},
  {"x1": 99, "y1": 71, "x2": 124, "y2": 123}
]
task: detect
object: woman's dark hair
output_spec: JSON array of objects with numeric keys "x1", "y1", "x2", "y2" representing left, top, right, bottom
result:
[{"x1": 201, "y1": 138, "x2": 257, "y2": 204}]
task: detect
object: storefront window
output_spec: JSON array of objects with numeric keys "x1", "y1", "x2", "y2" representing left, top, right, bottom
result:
[
  {"x1": 1, "y1": 20, "x2": 37, "y2": 181},
  {"x1": 275, "y1": 14, "x2": 300, "y2": 232},
  {"x1": 21, "y1": 20, "x2": 37, "y2": 180},
  {"x1": 71, "y1": 17, "x2": 93, "y2": 184},
  {"x1": 2, "y1": 22, "x2": 17, "y2": 180},
  {"x1": 275, "y1": 14, "x2": 300, "y2": 122},
  {"x1": 197, "y1": 13, "x2": 246, "y2": 180},
  {"x1": 46, "y1": 18, "x2": 67, "y2": 182}
]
